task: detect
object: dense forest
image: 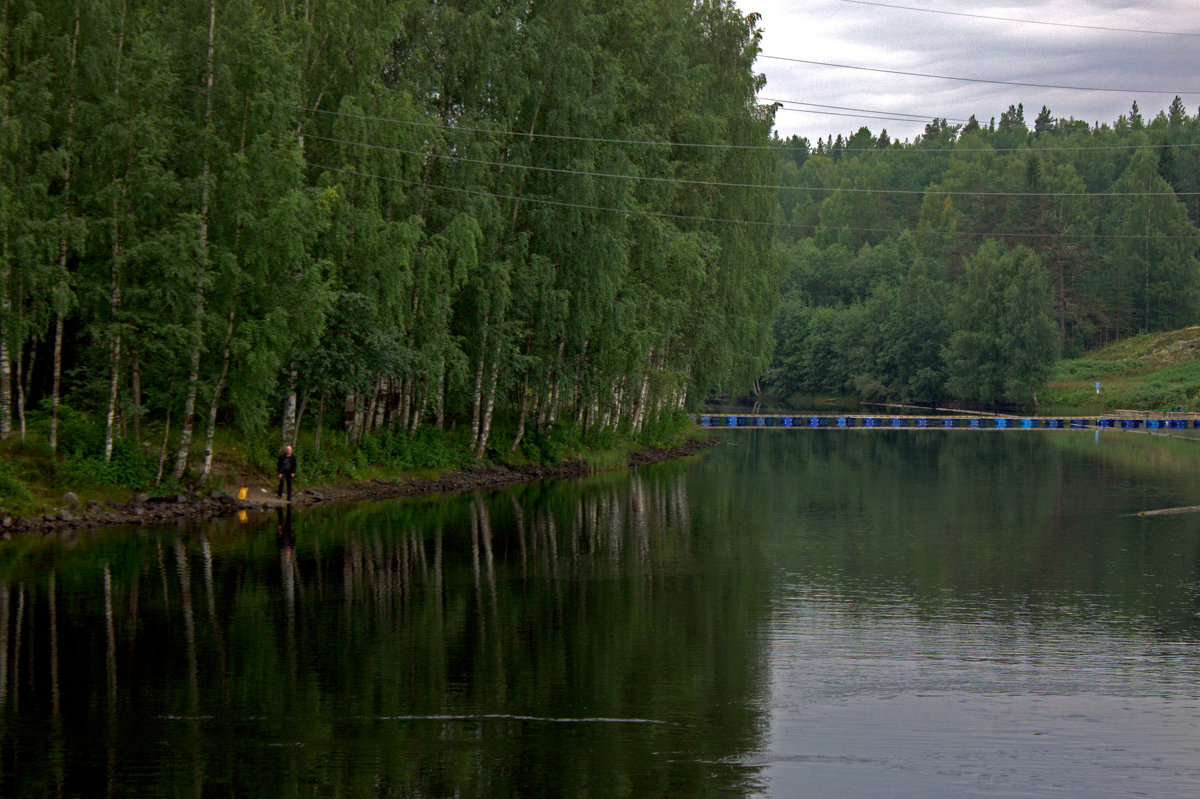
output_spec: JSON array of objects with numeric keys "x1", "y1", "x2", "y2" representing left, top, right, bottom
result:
[
  {"x1": 769, "y1": 102, "x2": 1200, "y2": 407},
  {"x1": 0, "y1": 0, "x2": 779, "y2": 482}
]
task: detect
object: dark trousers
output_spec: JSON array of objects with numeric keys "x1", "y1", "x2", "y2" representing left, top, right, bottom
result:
[{"x1": 277, "y1": 474, "x2": 293, "y2": 500}]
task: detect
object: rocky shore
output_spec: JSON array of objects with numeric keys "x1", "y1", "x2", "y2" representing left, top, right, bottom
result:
[{"x1": 0, "y1": 437, "x2": 717, "y2": 537}]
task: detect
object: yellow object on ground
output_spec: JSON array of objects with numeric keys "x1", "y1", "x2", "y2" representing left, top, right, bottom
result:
[{"x1": 237, "y1": 486, "x2": 248, "y2": 500}]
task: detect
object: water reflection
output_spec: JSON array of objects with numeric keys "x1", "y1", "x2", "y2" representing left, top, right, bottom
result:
[
  {"x1": 4, "y1": 431, "x2": 1200, "y2": 796},
  {"x1": 0, "y1": 468, "x2": 770, "y2": 798}
]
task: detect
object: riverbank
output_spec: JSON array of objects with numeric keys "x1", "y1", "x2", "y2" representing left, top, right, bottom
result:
[{"x1": 0, "y1": 436, "x2": 718, "y2": 537}]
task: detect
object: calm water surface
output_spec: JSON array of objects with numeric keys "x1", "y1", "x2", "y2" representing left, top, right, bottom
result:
[{"x1": 2, "y1": 430, "x2": 1200, "y2": 797}]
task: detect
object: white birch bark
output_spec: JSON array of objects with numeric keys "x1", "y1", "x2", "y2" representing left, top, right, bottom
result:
[
  {"x1": 173, "y1": 0, "x2": 216, "y2": 480},
  {"x1": 199, "y1": 303, "x2": 235, "y2": 483},
  {"x1": 49, "y1": 3, "x2": 82, "y2": 454}
]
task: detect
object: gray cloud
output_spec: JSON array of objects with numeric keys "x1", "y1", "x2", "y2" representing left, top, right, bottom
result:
[{"x1": 752, "y1": 0, "x2": 1200, "y2": 142}]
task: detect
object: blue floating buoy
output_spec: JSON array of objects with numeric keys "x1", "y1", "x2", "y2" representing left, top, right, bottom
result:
[
  {"x1": 808, "y1": 416, "x2": 820, "y2": 427},
  {"x1": 1020, "y1": 418, "x2": 1033, "y2": 428},
  {"x1": 836, "y1": 416, "x2": 847, "y2": 427},
  {"x1": 917, "y1": 418, "x2": 928, "y2": 427},
  {"x1": 727, "y1": 416, "x2": 738, "y2": 427},
  {"x1": 942, "y1": 418, "x2": 956, "y2": 428},
  {"x1": 782, "y1": 416, "x2": 792, "y2": 427},
  {"x1": 994, "y1": 418, "x2": 1008, "y2": 428},
  {"x1": 969, "y1": 418, "x2": 981, "y2": 428},
  {"x1": 891, "y1": 417, "x2": 905, "y2": 427},
  {"x1": 864, "y1": 417, "x2": 877, "y2": 427}
]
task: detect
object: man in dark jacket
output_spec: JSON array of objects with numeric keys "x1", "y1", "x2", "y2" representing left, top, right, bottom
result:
[{"x1": 277, "y1": 444, "x2": 298, "y2": 501}]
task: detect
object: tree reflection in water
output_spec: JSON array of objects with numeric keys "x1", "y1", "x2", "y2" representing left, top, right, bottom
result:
[{"x1": 0, "y1": 466, "x2": 770, "y2": 798}]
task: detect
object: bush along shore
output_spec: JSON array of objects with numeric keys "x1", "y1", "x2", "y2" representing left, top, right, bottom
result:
[{"x1": 0, "y1": 412, "x2": 714, "y2": 537}]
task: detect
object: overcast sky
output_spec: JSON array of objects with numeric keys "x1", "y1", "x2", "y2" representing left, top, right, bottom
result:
[{"x1": 748, "y1": 0, "x2": 1200, "y2": 143}]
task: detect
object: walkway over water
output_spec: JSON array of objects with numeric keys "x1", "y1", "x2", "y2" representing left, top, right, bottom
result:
[{"x1": 696, "y1": 413, "x2": 1200, "y2": 430}]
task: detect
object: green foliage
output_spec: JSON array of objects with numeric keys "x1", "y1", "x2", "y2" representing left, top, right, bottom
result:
[
  {"x1": 944, "y1": 242, "x2": 1060, "y2": 405},
  {"x1": 768, "y1": 98, "x2": 1200, "y2": 408}
]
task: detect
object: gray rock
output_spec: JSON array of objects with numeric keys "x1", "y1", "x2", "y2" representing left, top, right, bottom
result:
[
  {"x1": 56, "y1": 509, "x2": 74, "y2": 522},
  {"x1": 62, "y1": 491, "x2": 79, "y2": 507},
  {"x1": 133, "y1": 492, "x2": 149, "y2": 504},
  {"x1": 86, "y1": 500, "x2": 101, "y2": 512},
  {"x1": 1, "y1": 516, "x2": 10, "y2": 528}
]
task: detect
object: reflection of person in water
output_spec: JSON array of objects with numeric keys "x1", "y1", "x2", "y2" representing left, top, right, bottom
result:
[{"x1": 276, "y1": 504, "x2": 295, "y2": 550}]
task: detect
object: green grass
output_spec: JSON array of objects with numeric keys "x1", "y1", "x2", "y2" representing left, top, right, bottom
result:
[
  {"x1": 1043, "y1": 327, "x2": 1200, "y2": 411},
  {"x1": 0, "y1": 407, "x2": 700, "y2": 520}
]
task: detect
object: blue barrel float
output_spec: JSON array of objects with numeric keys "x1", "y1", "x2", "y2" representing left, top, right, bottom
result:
[
  {"x1": 782, "y1": 416, "x2": 792, "y2": 427},
  {"x1": 942, "y1": 418, "x2": 956, "y2": 428}
]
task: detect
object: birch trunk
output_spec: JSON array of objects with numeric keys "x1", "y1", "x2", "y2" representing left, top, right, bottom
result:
[
  {"x1": 49, "y1": 3, "x2": 82, "y2": 454},
  {"x1": 17, "y1": 337, "x2": 33, "y2": 441},
  {"x1": 103, "y1": 0, "x2": 129, "y2": 463},
  {"x1": 292, "y1": 393, "x2": 307, "y2": 448},
  {"x1": 155, "y1": 403, "x2": 172, "y2": 486},
  {"x1": 0, "y1": 264, "x2": 10, "y2": 441},
  {"x1": 509, "y1": 371, "x2": 529, "y2": 453},
  {"x1": 281, "y1": 367, "x2": 298, "y2": 445},
  {"x1": 130, "y1": 347, "x2": 141, "y2": 441},
  {"x1": 199, "y1": 303, "x2": 235, "y2": 483},
  {"x1": 475, "y1": 336, "x2": 502, "y2": 460},
  {"x1": 313, "y1": 395, "x2": 325, "y2": 455},
  {"x1": 173, "y1": 0, "x2": 216, "y2": 480},
  {"x1": 435, "y1": 357, "x2": 446, "y2": 430},
  {"x1": 469, "y1": 308, "x2": 489, "y2": 447}
]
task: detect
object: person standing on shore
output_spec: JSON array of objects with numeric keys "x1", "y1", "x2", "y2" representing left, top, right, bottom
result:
[{"x1": 277, "y1": 444, "x2": 298, "y2": 501}]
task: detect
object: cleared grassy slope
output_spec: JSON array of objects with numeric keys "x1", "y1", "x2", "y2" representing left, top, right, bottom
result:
[{"x1": 1043, "y1": 327, "x2": 1200, "y2": 410}]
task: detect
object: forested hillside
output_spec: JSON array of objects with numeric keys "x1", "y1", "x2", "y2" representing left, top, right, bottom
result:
[
  {"x1": 0, "y1": 0, "x2": 779, "y2": 481},
  {"x1": 770, "y1": 103, "x2": 1200, "y2": 407}
]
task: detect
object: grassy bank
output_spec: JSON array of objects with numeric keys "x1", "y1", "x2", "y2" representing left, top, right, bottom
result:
[
  {"x1": 0, "y1": 408, "x2": 703, "y2": 521},
  {"x1": 1042, "y1": 327, "x2": 1200, "y2": 411}
]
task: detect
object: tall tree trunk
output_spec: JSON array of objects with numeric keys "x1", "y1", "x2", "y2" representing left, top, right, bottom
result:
[
  {"x1": 469, "y1": 308, "x2": 490, "y2": 447},
  {"x1": 510, "y1": 368, "x2": 529, "y2": 453},
  {"x1": 199, "y1": 302, "x2": 235, "y2": 484},
  {"x1": 0, "y1": 262, "x2": 10, "y2": 441},
  {"x1": 281, "y1": 366, "x2": 298, "y2": 445},
  {"x1": 292, "y1": 392, "x2": 308, "y2": 449},
  {"x1": 102, "y1": 332, "x2": 120, "y2": 462},
  {"x1": 104, "y1": 0, "x2": 130, "y2": 463},
  {"x1": 130, "y1": 347, "x2": 141, "y2": 441},
  {"x1": 173, "y1": 0, "x2": 217, "y2": 480},
  {"x1": 17, "y1": 336, "x2": 34, "y2": 442},
  {"x1": 49, "y1": 315, "x2": 64, "y2": 452},
  {"x1": 475, "y1": 336, "x2": 502, "y2": 460},
  {"x1": 49, "y1": 2, "x2": 82, "y2": 454},
  {"x1": 155, "y1": 401, "x2": 172, "y2": 486},
  {"x1": 313, "y1": 394, "x2": 325, "y2": 455},
  {"x1": 435, "y1": 356, "x2": 446, "y2": 430}
]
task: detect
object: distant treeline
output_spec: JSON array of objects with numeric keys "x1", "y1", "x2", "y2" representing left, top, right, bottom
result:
[
  {"x1": 0, "y1": 0, "x2": 779, "y2": 479},
  {"x1": 769, "y1": 103, "x2": 1200, "y2": 406}
]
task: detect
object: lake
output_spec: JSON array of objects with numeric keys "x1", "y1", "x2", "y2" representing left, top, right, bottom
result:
[{"x1": 1, "y1": 429, "x2": 1199, "y2": 797}]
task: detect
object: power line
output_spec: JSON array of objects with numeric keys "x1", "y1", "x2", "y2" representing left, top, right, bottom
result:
[
  {"x1": 762, "y1": 97, "x2": 972, "y2": 125},
  {"x1": 304, "y1": 106, "x2": 761, "y2": 151},
  {"x1": 835, "y1": 0, "x2": 1200, "y2": 38},
  {"x1": 759, "y1": 54, "x2": 1200, "y2": 96},
  {"x1": 305, "y1": 131, "x2": 1200, "y2": 199},
  {"x1": 303, "y1": 103, "x2": 1200, "y2": 155},
  {"x1": 309, "y1": 162, "x2": 1200, "y2": 240}
]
